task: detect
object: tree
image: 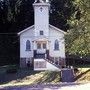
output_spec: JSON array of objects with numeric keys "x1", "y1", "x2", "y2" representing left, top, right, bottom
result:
[
  {"x1": 65, "y1": 0, "x2": 90, "y2": 57},
  {"x1": 50, "y1": 0, "x2": 76, "y2": 31},
  {"x1": 0, "y1": 0, "x2": 34, "y2": 33}
]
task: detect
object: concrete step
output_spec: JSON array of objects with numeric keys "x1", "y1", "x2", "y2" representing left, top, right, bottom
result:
[{"x1": 34, "y1": 58, "x2": 60, "y2": 70}]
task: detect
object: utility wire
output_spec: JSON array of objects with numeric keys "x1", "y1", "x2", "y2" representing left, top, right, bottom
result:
[{"x1": 0, "y1": 33, "x2": 17, "y2": 35}]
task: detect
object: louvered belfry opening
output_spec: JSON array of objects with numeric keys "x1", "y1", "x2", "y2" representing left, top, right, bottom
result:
[{"x1": 34, "y1": 0, "x2": 47, "y2": 3}]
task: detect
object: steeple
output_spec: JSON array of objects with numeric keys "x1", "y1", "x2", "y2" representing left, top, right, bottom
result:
[{"x1": 33, "y1": 0, "x2": 50, "y2": 37}]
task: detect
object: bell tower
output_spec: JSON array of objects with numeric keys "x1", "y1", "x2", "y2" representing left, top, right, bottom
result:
[{"x1": 33, "y1": 0, "x2": 50, "y2": 37}]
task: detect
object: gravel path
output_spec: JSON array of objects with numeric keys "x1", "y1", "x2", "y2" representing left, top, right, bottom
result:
[{"x1": 0, "y1": 83, "x2": 90, "y2": 90}]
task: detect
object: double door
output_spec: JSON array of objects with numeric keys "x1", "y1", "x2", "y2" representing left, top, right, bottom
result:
[{"x1": 37, "y1": 42, "x2": 47, "y2": 54}]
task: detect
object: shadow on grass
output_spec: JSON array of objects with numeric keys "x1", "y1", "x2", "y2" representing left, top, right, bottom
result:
[
  {"x1": 74, "y1": 69, "x2": 90, "y2": 81},
  {"x1": 0, "y1": 68, "x2": 41, "y2": 85},
  {"x1": 0, "y1": 65, "x2": 61, "y2": 86},
  {"x1": 33, "y1": 71, "x2": 60, "y2": 84}
]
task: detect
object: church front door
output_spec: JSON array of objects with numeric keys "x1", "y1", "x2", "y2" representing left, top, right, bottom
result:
[{"x1": 36, "y1": 41, "x2": 47, "y2": 54}]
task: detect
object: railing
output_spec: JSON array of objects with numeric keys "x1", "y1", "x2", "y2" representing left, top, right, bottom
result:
[
  {"x1": 34, "y1": 50, "x2": 66, "y2": 68},
  {"x1": 47, "y1": 56, "x2": 66, "y2": 68}
]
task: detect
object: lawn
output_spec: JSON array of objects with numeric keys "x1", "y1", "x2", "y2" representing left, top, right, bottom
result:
[
  {"x1": 0, "y1": 65, "x2": 60, "y2": 87},
  {"x1": 74, "y1": 68, "x2": 90, "y2": 83},
  {"x1": 0, "y1": 65, "x2": 90, "y2": 88}
]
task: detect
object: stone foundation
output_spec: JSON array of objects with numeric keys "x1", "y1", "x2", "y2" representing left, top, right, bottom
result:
[
  {"x1": 20, "y1": 58, "x2": 27, "y2": 68},
  {"x1": 20, "y1": 57, "x2": 33, "y2": 68},
  {"x1": 20, "y1": 57, "x2": 66, "y2": 69}
]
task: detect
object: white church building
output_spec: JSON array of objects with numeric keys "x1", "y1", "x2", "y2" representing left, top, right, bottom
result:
[{"x1": 18, "y1": 0, "x2": 66, "y2": 71}]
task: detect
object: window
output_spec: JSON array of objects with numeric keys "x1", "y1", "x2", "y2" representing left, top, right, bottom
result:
[
  {"x1": 26, "y1": 40, "x2": 31, "y2": 51},
  {"x1": 54, "y1": 39, "x2": 59, "y2": 50},
  {"x1": 40, "y1": 31, "x2": 44, "y2": 35}
]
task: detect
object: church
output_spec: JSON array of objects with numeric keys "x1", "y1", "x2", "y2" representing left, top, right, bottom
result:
[{"x1": 18, "y1": 0, "x2": 66, "y2": 71}]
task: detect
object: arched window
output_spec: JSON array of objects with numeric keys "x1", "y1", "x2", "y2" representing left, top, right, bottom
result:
[
  {"x1": 54, "y1": 39, "x2": 59, "y2": 50},
  {"x1": 26, "y1": 40, "x2": 31, "y2": 51}
]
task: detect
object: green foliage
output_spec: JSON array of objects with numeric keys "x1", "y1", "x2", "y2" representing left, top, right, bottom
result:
[
  {"x1": 50, "y1": 0, "x2": 76, "y2": 30},
  {"x1": 0, "y1": 35, "x2": 19, "y2": 66},
  {"x1": 0, "y1": 0, "x2": 34, "y2": 32},
  {"x1": 66, "y1": 0, "x2": 90, "y2": 56},
  {"x1": 0, "y1": 0, "x2": 77, "y2": 32}
]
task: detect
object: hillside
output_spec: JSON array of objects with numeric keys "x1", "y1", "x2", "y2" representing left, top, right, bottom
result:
[
  {"x1": 0, "y1": 67, "x2": 90, "y2": 87},
  {"x1": 75, "y1": 68, "x2": 90, "y2": 83}
]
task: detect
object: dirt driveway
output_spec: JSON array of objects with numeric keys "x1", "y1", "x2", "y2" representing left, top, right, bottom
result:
[{"x1": 0, "y1": 83, "x2": 90, "y2": 90}]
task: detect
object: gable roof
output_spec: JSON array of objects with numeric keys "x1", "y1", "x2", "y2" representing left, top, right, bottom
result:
[
  {"x1": 49, "y1": 24, "x2": 66, "y2": 34},
  {"x1": 18, "y1": 24, "x2": 66, "y2": 35},
  {"x1": 18, "y1": 25, "x2": 34, "y2": 35}
]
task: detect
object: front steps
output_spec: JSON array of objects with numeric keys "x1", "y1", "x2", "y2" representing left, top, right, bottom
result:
[
  {"x1": 34, "y1": 58, "x2": 60, "y2": 71},
  {"x1": 34, "y1": 58, "x2": 65, "y2": 71}
]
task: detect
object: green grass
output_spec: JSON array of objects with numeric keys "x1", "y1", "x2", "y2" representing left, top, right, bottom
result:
[
  {"x1": 0, "y1": 65, "x2": 90, "y2": 87},
  {"x1": 0, "y1": 66, "x2": 61, "y2": 87},
  {"x1": 73, "y1": 65, "x2": 90, "y2": 82},
  {"x1": 75, "y1": 68, "x2": 90, "y2": 83}
]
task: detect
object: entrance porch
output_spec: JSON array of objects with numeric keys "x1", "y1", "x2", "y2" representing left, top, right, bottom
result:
[{"x1": 33, "y1": 37, "x2": 49, "y2": 58}]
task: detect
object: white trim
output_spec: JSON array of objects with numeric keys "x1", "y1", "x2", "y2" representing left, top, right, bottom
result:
[
  {"x1": 49, "y1": 24, "x2": 66, "y2": 34},
  {"x1": 17, "y1": 25, "x2": 34, "y2": 35},
  {"x1": 33, "y1": 37, "x2": 49, "y2": 42},
  {"x1": 33, "y1": 3, "x2": 50, "y2": 7},
  {"x1": 17, "y1": 24, "x2": 66, "y2": 36}
]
